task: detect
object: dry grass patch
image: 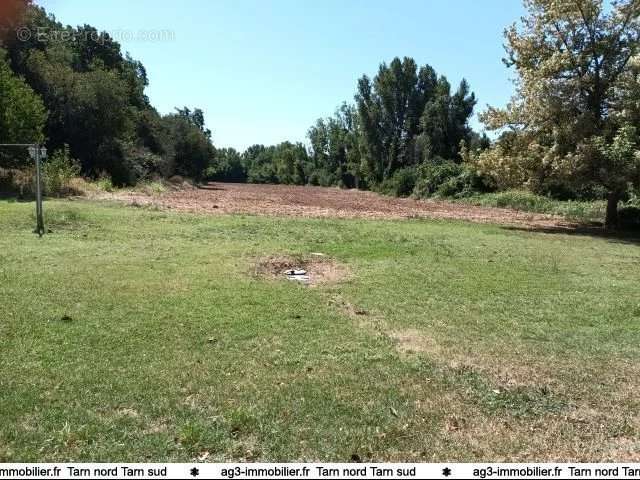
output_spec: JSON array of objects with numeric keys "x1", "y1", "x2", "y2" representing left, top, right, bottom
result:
[
  {"x1": 389, "y1": 328, "x2": 445, "y2": 358},
  {"x1": 387, "y1": 326, "x2": 558, "y2": 390}
]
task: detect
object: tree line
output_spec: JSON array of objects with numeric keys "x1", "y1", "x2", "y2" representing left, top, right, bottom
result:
[
  {"x1": 211, "y1": 57, "x2": 491, "y2": 199},
  {"x1": 2, "y1": 0, "x2": 640, "y2": 228},
  {"x1": 0, "y1": 0, "x2": 214, "y2": 187}
]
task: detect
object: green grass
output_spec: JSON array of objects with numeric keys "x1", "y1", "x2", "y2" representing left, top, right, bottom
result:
[
  {"x1": 1, "y1": 199, "x2": 640, "y2": 462},
  {"x1": 458, "y1": 190, "x2": 607, "y2": 223}
]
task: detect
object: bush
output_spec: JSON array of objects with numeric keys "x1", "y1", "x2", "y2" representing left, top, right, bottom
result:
[
  {"x1": 379, "y1": 168, "x2": 416, "y2": 197},
  {"x1": 413, "y1": 161, "x2": 463, "y2": 198},
  {"x1": 460, "y1": 190, "x2": 607, "y2": 223},
  {"x1": 436, "y1": 168, "x2": 495, "y2": 198},
  {"x1": 618, "y1": 205, "x2": 640, "y2": 230},
  {"x1": 308, "y1": 169, "x2": 336, "y2": 187},
  {"x1": 43, "y1": 146, "x2": 81, "y2": 197},
  {"x1": 94, "y1": 175, "x2": 114, "y2": 192}
]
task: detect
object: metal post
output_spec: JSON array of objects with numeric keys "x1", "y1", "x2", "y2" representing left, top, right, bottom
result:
[
  {"x1": 34, "y1": 144, "x2": 45, "y2": 236},
  {"x1": 0, "y1": 143, "x2": 46, "y2": 236}
]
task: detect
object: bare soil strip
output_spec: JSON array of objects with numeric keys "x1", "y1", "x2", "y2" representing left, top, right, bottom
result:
[{"x1": 101, "y1": 182, "x2": 576, "y2": 229}]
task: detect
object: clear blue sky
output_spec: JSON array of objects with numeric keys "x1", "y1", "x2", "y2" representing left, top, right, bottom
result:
[{"x1": 39, "y1": 0, "x2": 525, "y2": 151}]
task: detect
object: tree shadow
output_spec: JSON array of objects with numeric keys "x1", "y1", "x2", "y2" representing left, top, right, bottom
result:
[
  {"x1": 502, "y1": 223, "x2": 640, "y2": 246},
  {"x1": 197, "y1": 183, "x2": 227, "y2": 191},
  {"x1": 0, "y1": 191, "x2": 34, "y2": 202}
]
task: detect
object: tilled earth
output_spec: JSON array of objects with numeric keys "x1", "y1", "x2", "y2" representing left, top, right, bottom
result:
[{"x1": 103, "y1": 182, "x2": 576, "y2": 229}]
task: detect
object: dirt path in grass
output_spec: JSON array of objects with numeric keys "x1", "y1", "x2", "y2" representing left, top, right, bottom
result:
[{"x1": 101, "y1": 182, "x2": 577, "y2": 229}]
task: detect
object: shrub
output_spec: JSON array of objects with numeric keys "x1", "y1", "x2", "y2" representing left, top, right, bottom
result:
[
  {"x1": 460, "y1": 190, "x2": 607, "y2": 223},
  {"x1": 413, "y1": 161, "x2": 463, "y2": 198},
  {"x1": 43, "y1": 145, "x2": 81, "y2": 197},
  {"x1": 308, "y1": 169, "x2": 336, "y2": 187},
  {"x1": 379, "y1": 168, "x2": 416, "y2": 197},
  {"x1": 94, "y1": 175, "x2": 114, "y2": 192},
  {"x1": 619, "y1": 205, "x2": 640, "y2": 230},
  {"x1": 436, "y1": 168, "x2": 495, "y2": 198},
  {"x1": 618, "y1": 191, "x2": 640, "y2": 230}
]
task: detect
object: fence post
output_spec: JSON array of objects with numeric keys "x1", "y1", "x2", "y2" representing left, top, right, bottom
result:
[{"x1": 34, "y1": 144, "x2": 45, "y2": 236}]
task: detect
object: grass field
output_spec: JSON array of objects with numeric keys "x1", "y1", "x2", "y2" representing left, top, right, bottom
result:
[{"x1": 2, "y1": 198, "x2": 640, "y2": 462}]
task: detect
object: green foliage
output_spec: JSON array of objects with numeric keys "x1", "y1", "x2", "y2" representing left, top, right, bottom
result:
[
  {"x1": 42, "y1": 144, "x2": 80, "y2": 196},
  {"x1": 378, "y1": 167, "x2": 416, "y2": 197},
  {"x1": 461, "y1": 190, "x2": 607, "y2": 223},
  {"x1": 0, "y1": 3, "x2": 214, "y2": 184},
  {"x1": 162, "y1": 110, "x2": 215, "y2": 182},
  {"x1": 207, "y1": 148, "x2": 246, "y2": 183},
  {"x1": 619, "y1": 206, "x2": 640, "y2": 230},
  {"x1": 413, "y1": 161, "x2": 463, "y2": 198},
  {"x1": 307, "y1": 168, "x2": 336, "y2": 187},
  {"x1": 93, "y1": 175, "x2": 114, "y2": 192},
  {"x1": 585, "y1": 125, "x2": 640, "y2": 196},
  {"x1": 308, "y1": 103, "x2": 361, "y2": 188},
  {"x1": 355, "y1": 57, "x2": 476, "y2": 184},
  {"x1": 436, "y1": 168, "x2": 494, "y2": 198},
  {"x1": 0, "y1": 49, "x2": 47, "y2": 167},
  {"x1": 244, "y1": 145, "x2": 277, "y2": 184},
  {"x1": 412, "y1": 159, "x2": 497, "y2": 199},
  {"x1": 243, "y1": 143, "x2": 310, "y2": 185},
  {"x1": 272, "y1": 142, "x2": 309, "y2": 185},
  {"x1": 135, "y1": 180, "x2": 167, "y2": 196},
  {"x1": 477, "y1": 0, "x2": 640, "y2": 227}
]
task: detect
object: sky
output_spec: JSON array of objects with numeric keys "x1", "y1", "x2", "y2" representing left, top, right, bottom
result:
[{"x1": 38, "y1": 0, "x2": 525, "y2": 151}]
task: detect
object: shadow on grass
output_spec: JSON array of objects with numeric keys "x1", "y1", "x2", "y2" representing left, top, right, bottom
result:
[
  {"x1": 0, "y1": 192, "x2": 34, "y2": 202},
  {"x1": 197, "y1": 183, "x2": 227, "y2": 191},
  {"x1": 503, "y1": 223, "x2": 640, "y2": 246}
]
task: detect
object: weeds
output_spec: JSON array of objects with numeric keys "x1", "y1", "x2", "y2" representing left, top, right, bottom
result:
[{"x1": 458, "y1": 190, "x2": 607, "y2": 223}]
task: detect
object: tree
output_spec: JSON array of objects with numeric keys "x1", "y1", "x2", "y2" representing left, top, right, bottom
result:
[
  {"x1": 208, "y1": 147, "x2": 247, "y2": 182},
  {"x1": 0, "y1": 49, "x2": 47, "y2": 166},
  {"x1": 272, "y1": 141, "x2": 309, "y2": 185},
  {"x1": 25, "y1": 50, "x2": 136, "y2": 182},
  {"x1": 419, "y1": 77, "x2": 476, "y2": 161},
  {"x1": 308, "y1": 103, "x2": 362, "y2": 188},
  {"x1": 479, "y1": 0, "x2": 640, "y2": 228},
  {"x1": 176, "y1": 107, "x2": 212, "y2": 139},
  {"x1": 163, "y1": 110, "x2": 215, "y2": 181},
  {"x1": 355, "y1": 57, "x2": 476, "y2": 186},
  {"x1": 243, "y1": 145, "x2": 277, "y2": 184},
  {"x1": 356, "y1": 57, "x2": 437, "y2": 182}
]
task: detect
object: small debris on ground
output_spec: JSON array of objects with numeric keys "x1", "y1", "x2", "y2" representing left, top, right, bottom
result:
[
  {"x1": 285, "y1": 269, "x2": 307, "y2": 276},
  {"x1": 285, "y1": 269, "x2": 309, "y2": 284}
]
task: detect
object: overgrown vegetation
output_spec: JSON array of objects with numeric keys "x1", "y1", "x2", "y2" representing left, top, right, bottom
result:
[
  {"x1": 42, "y1": 145, "x2": 79, "y2": 196},
  {"x1": 459, "y1": 190, "x2": 608, "y2": 223}
]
